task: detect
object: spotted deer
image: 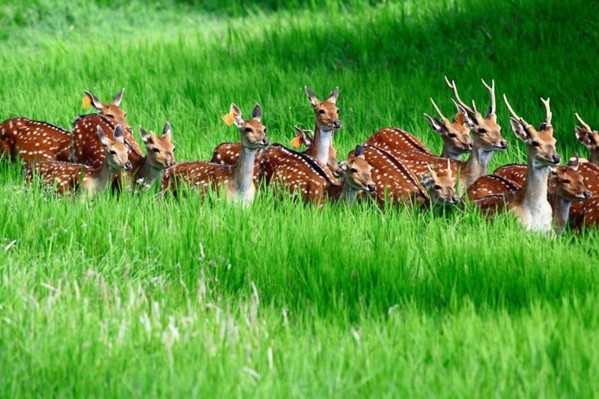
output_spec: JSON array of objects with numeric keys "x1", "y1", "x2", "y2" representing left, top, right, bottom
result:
[
  {"x1": 25, "y1": 125, "x2": 132, "y2": 196},
  {"x1": 72, "y1": 89, "x2": 142, "y2": 168},
  {"x1": 575, "y1": 113, "x2": 599, "y2": 165},
  {"x1": 129, "y1": 122, "x2": 176, "y2": 190},
  {"x1": 160, "y1": 104, "x2": 269, "y2": 204},
  {"x1": 304, "y1": 86, "x2": 341, "y2": 172},
  {"x1": 366, "y1": 98, "x2": 472, "y2": 161},
  {"x1": 0, "y1": 117, "x2": 74, "y2": 163},
  {"x1": 385, "y1": 78, "x2": 506, "y2": 194},
  {"x1": 358, "y1": 145, "x2": 458, "y2": 208},
  {"x1": 473, "y1": 95, "x2": 560, "y2": 232}
]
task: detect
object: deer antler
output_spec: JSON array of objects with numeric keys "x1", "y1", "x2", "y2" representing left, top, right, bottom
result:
[
  {"x1": 481, "y1": 79, "x2": 496, "y2": 117},
  {"x1": 575, "y1": 113, "x2": 592, "y2": 131},
  {"x1": 541, "y1": 98, "x2": 552, "y2": 126},
  {"x1": 430, "y1": 98, "x2": 447, "y2": 121},
  {"x1": 445, "y1": 76, "x2": 475, "y2": 115},
  {"x1": 503, "y1": 94, "x2": 530, "y2": 127}
]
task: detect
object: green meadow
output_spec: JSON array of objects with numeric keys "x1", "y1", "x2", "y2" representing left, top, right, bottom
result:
[{"x1": 1, "y1": 0, "x2": 599, "y2": 397}]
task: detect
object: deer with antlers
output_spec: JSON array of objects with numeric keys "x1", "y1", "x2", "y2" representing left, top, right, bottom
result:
[
  {"x1": 472, "y1": 95, "x2": 560, "y2": 232},
  {"x1": 25, "y1": 125, "x2": 132, "y2": 196},
  {"x1": 72, "y1": 89, "x2": 142, "y2": 168},
  {"x1": 366, "y1": 98, "x2": 472, "y2": 161},
  {"x1": 128, "y1": 122, "x2": 176, "y2": 190},
  {"x1": 575, "y1": 114, "x2": 599, "y2": 165},
  {"x1": 387, "y1": 78, "x2": 507, "y2": 194},
  {"x1": 357, "y1": 145, "x2": 458, "y2": 208},
  {"x1": 0, "y1": 117, "x2": 74, "y2": 163},
  {"x1": 160, "y1": 104, "x2": 269, "y2": 204}
]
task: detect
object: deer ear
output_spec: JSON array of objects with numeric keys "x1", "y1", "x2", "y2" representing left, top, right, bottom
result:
[
  {"x1": 230, "y1": 103, "x2": 244, "y2": 127},
  {"x1": 327, "y1": 87, "x2": 339, "y2": 104},
  {"x1": 162, "y1": 121, "x2": 172, "y2": 138},
  {"x1": 424, "y1": 113, "x2": 445, "y2": 135},
  {"x1": 112, "y1": 88, "x2": 125, "y2": 107},
  {"x1": 338, "y1": 161, "x2": 348, "y2": 171},
  {"x1": 252, "y1": 104, "x2": 262, "y2": 122},
  {"x1": 305, "y1": 86, "x2": 319, "y2": 107},
  {"x1": 113, "y1": 125, "x2": 125, "y2": 143},
  {"x1": 354, "y1": 145, "x2": 365, "y2": 158},
  {"x1": 140, "y1": 126, "x2": 152, "y2": 144},
  {"x1": 84, "y1": 91, "x2": 104, "y2": 111},
  {"x1": 575, "y1": 126, "x2": 591, "y2": 146},
  {"x1": 509, "y1": 117, "x2": 529, "y2": 142},
  {"x1": 454, "y1": 101, "x2": 477, "y2": 128},
  {"x1": 568, "y1": 153, "x2": 580, "y2": 171},
  {"x1": 97, "y1": 126, "x2": 109, "y2": 145}
]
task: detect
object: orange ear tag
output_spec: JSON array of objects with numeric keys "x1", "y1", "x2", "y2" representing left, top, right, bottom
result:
[
  {"x1": 222, "y1": 112, "x2": 236, "y2": 126},
  {"x1": 290, "y1": 136, "x2": 302, "y2": 149},
  {"x1": 82, "y1": 96, "x2": 92, "y2": 109}
]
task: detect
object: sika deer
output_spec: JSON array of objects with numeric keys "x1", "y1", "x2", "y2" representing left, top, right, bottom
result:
[
  {"x1": 304, "y1": 86, "x2": 341, "y2": 173},
  {"x1": 0, "y1": 117, "x2": 74, "y2": 163},
  {"x1": 25, "y1": 125, "x2": 132, "y2": 196},
  {"x1": 366, "y1": 98, "x2": 472, "y2": 161},
  {"x1": 160, "y1": 104, "x2": 269, "y2": 204},
  {"x1": 575, "y1": 113, "x2": 599, "y2": 165},
  {"x1": 73, "y1": 89, "x2": 142, "y2": 168},
  {"x1": 387, "y1": 78, "x2": 507, "y2": 194},
  {"x1": 474, "y1": 95, "x2": 560, "y2": 232},
  {"x1": 130, "y1": 122, "x2": 176, "y2": 190}
]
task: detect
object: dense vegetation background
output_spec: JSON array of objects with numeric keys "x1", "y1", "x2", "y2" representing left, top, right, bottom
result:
[{"x1": 1, "y1": 0, "x2": 598, "y2": 397}]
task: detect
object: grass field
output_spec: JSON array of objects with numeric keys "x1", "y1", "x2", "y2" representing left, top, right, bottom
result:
[{"x1": 1, "y1": 0, "x2": 599, "y2": 397}]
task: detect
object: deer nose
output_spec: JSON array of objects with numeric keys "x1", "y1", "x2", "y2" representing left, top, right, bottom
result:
[
  {"x1": 124, "y1": 161, "x2": 132, "y2": 170},
  {"x1": 467, "y1": 143, "x2": 473, "y2": 150},
  {"x1": 499, "y1": 140, "x2": 508, "y2": 149},
  {"x1": 367, "y1": 184, "x2": 376, "y2": 193},
  {"x1": 333, "y1": 120, "x2": 342, "y2": 129},
  {"x1": 262, "y1": 138, "x2": 270, "y2": 147},
  {"x1": 552, "y1": 154, "x2": 561, "y2": 164},
  {"x1": 584, "y1": 191, "x2": 591, "y2": 199}
]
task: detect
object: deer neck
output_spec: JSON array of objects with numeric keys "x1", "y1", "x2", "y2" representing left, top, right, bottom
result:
[
  {"x1": 233, "y1": 146, "x2": 257, "y2": 200},
  {"x1": 460, "y1": 146, "x2": 492, "y2": 191},
  {"x1": 550, "y1": 191, "x2": 572, "y2": 233},
  {"x1": 590, "y1": 151, "x2": 599, "y2": 166},
  {"x1": 132, "y1": 156, "x2": 163, "y2": 189},
  {"x1": 441, "y1": 144, "x2": 462, "y2": 161},
  {"x1": 86, "y1": 162, "x2": 119, "y2": 194},
  {"x1": 310, "y1": 125, "x2": 334, "y2": 165}
]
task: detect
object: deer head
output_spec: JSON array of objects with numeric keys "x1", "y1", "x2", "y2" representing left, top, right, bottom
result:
[
  {"x1": 339, "y1": 145, "x2": 375, "y2": 193},
  {"x1": 305, "y1": 86, "x2": 341, "y2": 131},
  {"x1": 552, "y1": 154, "x2": 591, "y2": 201},
  {"x1": 84, "y1": 88, "x2": 131, "y2": 133},
  {"x1": 139, "y1": 122, "x2": 176, "y2": 168},
  {"x1": 231, "y1": 104, "x2": 270, "y2": 150},
  {"x1": 504, "y1": 95, "x2": 560, "y2": 168},
  {"x1": 422, "y1": 160, "x2": 459, "y2": 205},
  {"x1": 575, "y1": 114, "x2": 599, "y2": 160},
  {"x1": 424, "y1": 98, "x2": 473, "y2": 158},
  {"x1": 445, "y1": 77, "x2": 507, "y2": 152},
  {"x1": 97, "y1": 125, "x2": 132, "y2": 171}
]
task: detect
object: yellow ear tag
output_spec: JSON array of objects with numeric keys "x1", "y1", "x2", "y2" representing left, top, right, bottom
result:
[
  {"x1": 82, "y1": 96, "x2": 92, "y2": 109},
  {"x1": 290, "y1": 136, "x2": 302, "y2": 149},
  {"x1": 222, "y1": 112, "x2": 236, "y2": 126}
]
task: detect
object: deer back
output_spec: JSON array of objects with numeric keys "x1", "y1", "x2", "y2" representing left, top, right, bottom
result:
[
  {"x1": 467, "y1": 174, "x2": 522, "y2": 201},
  {"x1": 258, "y1": 144, "x2": 339, "y2": 203},
  {"x1": 73, "y1": 114, "x2": 141, "y2": 168},
  {"x1": 25, "y1": 160, "x2": 90, "y2": 194},
  {"x1": 160, "y1": 161, "x2": 238, "y2": 196},
  {"x1": 0, "y1": 117, "x2": 74, "y2": 163},
  {"x1": 493, "y1": 164, "x2": 528, "y2": 187},
  {"x1": 365, "y1": 128, "x2": 433, "y2": 157}
]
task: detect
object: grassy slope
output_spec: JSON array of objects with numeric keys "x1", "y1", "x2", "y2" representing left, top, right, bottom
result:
[{"x1": 1, "y1": 0, "x2": 599, "y2": 397}]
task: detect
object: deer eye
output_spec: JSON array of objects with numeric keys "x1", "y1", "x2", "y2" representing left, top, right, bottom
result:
[
  {"x1": 263, "y1": 128, "x2": 267, "y2": 133},
  {"x1": 173, "y1": 148, "x2": 176, "y2": 152},
  {"x1": 350, "y1": 168, "x2": 358, "y2": 174},
  {"x1": 318, "y1": 109, "x2": 326, "y2": 115},
  {"x1": 448, "y1": 133, "x2": 456, "y2": 138},
  {"x1": 336, "y1": 109, "x2": 340, "y2": 114},
  {"x1": 105, "y1": 114, "x2": 114, "y2": 119},
  {"x1": 532, "y1": 140, "x2": 540, "y2": 147},
  {"x1": 477, "y1": 128, "x2": 487, "y2": 134},
  {"x1": 433, "y1": 184, "x2": 442, "y2": 190},
  {"x1": 110, "y1": 150, "x2": 116, "y2": 155},
  {"x1": 152, "y1": 148, "x2": 160, "y2": 153},
  {"x1": 245, "y1": 127, "x2": 252, "y2": 133},
  {"x1": 562, "y1": 179, "x2": 571, "y2": 184}
]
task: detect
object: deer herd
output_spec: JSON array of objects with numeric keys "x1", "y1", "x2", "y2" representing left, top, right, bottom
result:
[{"x1": 1, "y1": 78, "x2": 599, "y2": 234}]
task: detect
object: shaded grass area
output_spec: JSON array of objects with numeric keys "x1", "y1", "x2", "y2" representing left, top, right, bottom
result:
[{"x1": 1, "y1": 0, "x2": 599, "y2": 397}]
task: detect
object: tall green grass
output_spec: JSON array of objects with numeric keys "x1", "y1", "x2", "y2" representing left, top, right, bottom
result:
[{"x1": 1, "y1": 0, "x2": 599, "y2": 397}]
